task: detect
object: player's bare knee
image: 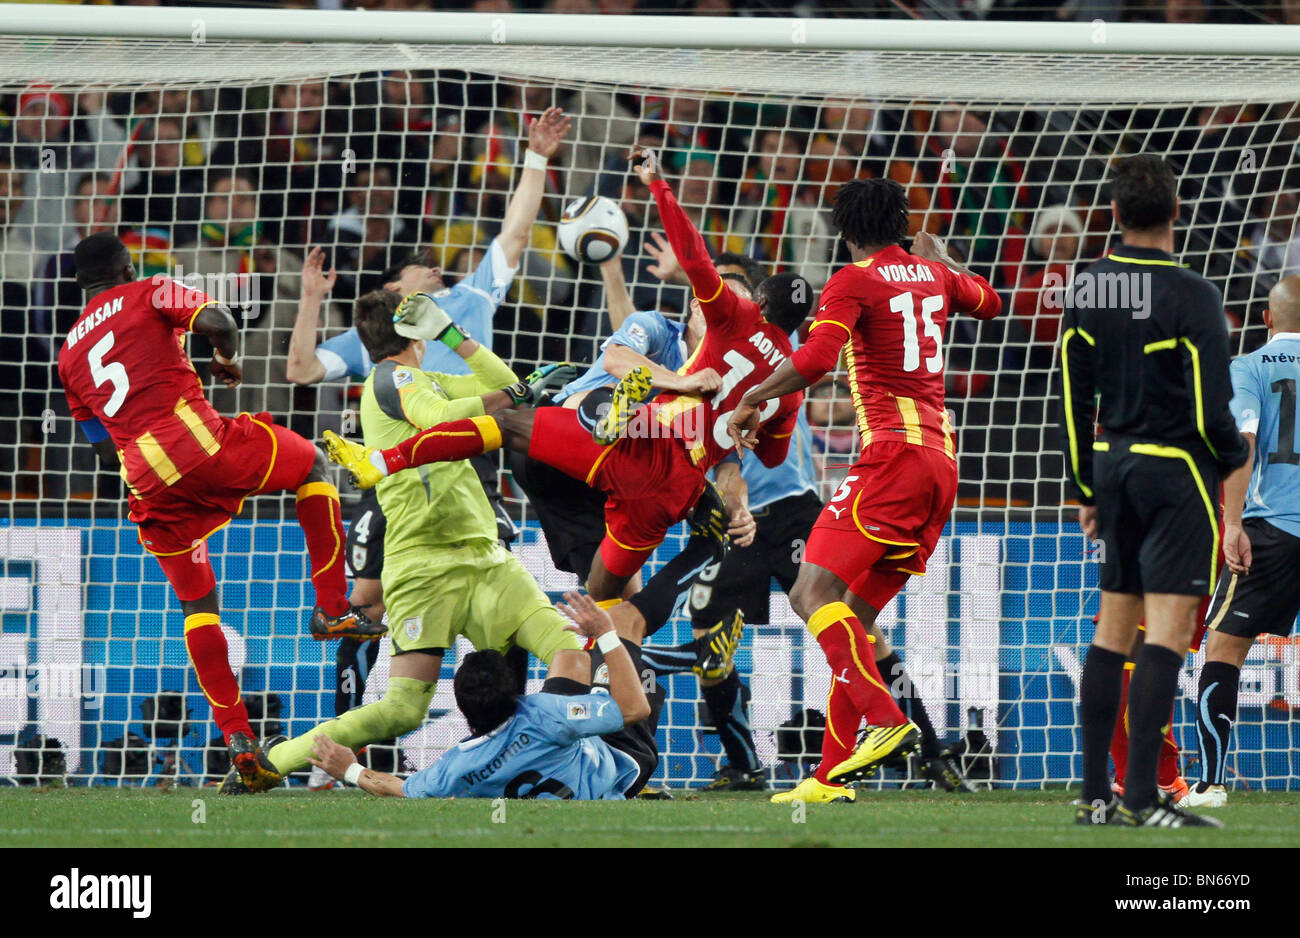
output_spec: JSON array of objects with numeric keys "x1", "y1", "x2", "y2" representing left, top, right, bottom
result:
[{"x1": 305, "y1": 448, "x2": 331, "y2": 485}]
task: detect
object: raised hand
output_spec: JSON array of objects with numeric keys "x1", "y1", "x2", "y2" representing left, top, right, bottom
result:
[
  {"x1": 727, "y1": 401, "x2": 762, "y2": 459},
  {"x1": 301, "y1": 246, "x2": 337, "y2": 301},
  {"x1": 644, "y1": 232, "x2": 683, "y2": 283},
  {"x1": 557, "y1": 589, "x2": 616, "y2": 641},
  {"x1": 528, "y1": 106, "x2": 572, "y2": 160},
  {"x1": 628, "y1": 144, "x2": 661, "y2": 187}
]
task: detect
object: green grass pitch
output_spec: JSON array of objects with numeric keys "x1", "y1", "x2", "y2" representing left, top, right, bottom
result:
[{"x1": 2, "y1": 787, "x2": 1298, "y2": 848}]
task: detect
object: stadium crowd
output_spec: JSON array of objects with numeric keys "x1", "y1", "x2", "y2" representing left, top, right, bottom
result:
[{"x1": 0, "y1": 7, "x2": 1297, "y2": 510}]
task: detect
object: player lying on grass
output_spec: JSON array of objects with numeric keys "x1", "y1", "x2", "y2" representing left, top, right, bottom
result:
[
  {"x1": 324, "y1": 145, "x2": 811, "y2": 608},
  {"x1": 307, "y1": 591, "x2": 654, "y2": 800},
  {"x1": 221, "y1": 288, "x2": 588, "y2": 792},
  {"x1": 728, "y1": 178, "x2": 1002, "y2": 804},
  {"x1": 1187, "y1": 275, "x2": 1300, "y2": 809},
  {"x1": 58, "y1": 233, "x2": 384, "y2": 793}
]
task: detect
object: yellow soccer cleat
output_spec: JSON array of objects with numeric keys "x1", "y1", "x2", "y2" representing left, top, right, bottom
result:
[
  {"x1": 323, "y1": 430, "x2": 384, "y2": 490},
  {"x1": 770, "y1": 776, "x2": 855, "y2": 804},
  {"x1": 827, "y1": 721, "x2": 921, "y2": 785},
  {"x1": 593, "y1": 364, "x2": 654, "y2": 446},
  {"x1": 694, "y1": 610, "x2": 744, "y2": 681}
]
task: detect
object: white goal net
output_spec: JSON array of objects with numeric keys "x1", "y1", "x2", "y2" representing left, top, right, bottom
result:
[{"x1": 2, "y1": 9, "x2": 1298, "y2": 792}]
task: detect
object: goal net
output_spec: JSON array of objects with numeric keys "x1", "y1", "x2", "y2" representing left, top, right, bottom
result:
[{"x1": 2, "y1": 9, "x2": 1298, "y2": 791}]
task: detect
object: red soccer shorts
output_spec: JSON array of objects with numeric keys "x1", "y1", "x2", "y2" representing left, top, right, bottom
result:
[
  {"x1": 132, "y1": 412, "x2": 318, "y2": 600},
  {"x1": 529, "y1": 406, "x2": 706, "y2": 578},
  {"x1": 804, "y1": 440, "x2": 958, "y2": 611}
]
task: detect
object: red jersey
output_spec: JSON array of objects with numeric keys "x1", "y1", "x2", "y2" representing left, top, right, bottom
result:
[
  {"x1": 792, "y1": 245, "x2": 1001, "y2": 457},
  {"x1": 648, "y1": 178, "x2": 803, "y2": 471},
  {"x1": 57, "y1": 276, "x2": 222, "y2": 498}
]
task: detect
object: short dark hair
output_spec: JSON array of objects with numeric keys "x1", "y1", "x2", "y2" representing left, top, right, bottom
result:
[
  {"x1": 1111, "y1": 154, "x2": 1178, "y2": 231},
  {"x1": 756, "y1": 271, "x2": 814, "y2": 335},
  {"x1": 380, "y1": 247, "x2": 437, "y2": 287},
  {"x1": 714, "y1": 252, "x2": 767, "y2": 291},
  {"x1": 353, "y1": 289, "x2": 409, "y2": 362},
  {"x1": 454, "y1": 650, "x2": 521, "y2": 737},
  {"x1": 74, "y1": 232, "x2": 130, "y2": 289},
  {"x1": 831, "y1": 177, "x2": 909, "y2": 250}
]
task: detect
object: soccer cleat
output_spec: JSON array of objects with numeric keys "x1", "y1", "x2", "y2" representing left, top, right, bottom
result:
[
  {"x1": 1181, "y1": 782, "x2": 1227, "y2": 808},
  {"x1": 922, "y1": 751, "x2": 978, "y2": 793},
  {"x1": 218, "y1": 767, "x2": 250, "y2": 795},
  {"x1": 1116, "y1": 791, "x2": 1224, "y2": 828},
  {"x1": 323, "y1": 430, "x2": 384, "y2": 490},
  {"x1": 1162, "y1": 775, "x2": 1190, "y2": 807},
  {"x1": 226, "y1": 732, "x2": 284, "y2": 794},
  {"x1": 694, "y1": 610, "x2": 744, "y2": 681},
  {"x1": 309, "y1": 605, "x2": 386, "y2": 641},
  {"x1": 827, "y1": 721, "x2": 921, "y2": 785},
  {"x1": 593, "y1": 364, "x2": 653, "y2": 446},
  {"x1": 637, "y1": 786, "x2": 674, "y2": 800},
  {"x1": 687, "y1": 479, "x2": 730, "y2": 561},
  {"x1": 702, "y1": 764, "x2": 767, "y2": 792},
  {"x1": 1073, "y1": 795, "x2": 1120, "y2": 825},
  {"x1": 307, "y1": 764, "x2": 337, "y2": 791},
  {"x1": 770, "y1": 777, "x2": 855, "y2": 804}
]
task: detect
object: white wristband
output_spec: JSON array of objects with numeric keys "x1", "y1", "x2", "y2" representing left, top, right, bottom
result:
[
  {"x1": 214, "y1": 350, "x2": 240, "y2": 366},
  {"x1": 596, "y1": 630, "x2": 622, "y2": 655},
  {"x1": 343, "y1": 762, "x2": 365, "y2": 786},
  {"x1": 523, "y1": 148, "x2": 548, "y2": 172}
]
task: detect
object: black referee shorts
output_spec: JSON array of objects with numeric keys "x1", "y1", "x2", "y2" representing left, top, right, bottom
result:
[
  {"x1": 1093, "y1": 439, "x2": 1221, "y2": 596},
  {"x1": 1204, "y1": 517, "x2": 1300, "y2": 639},
  {"x1": 345, "y1": 489, "x2": 386, "y2": 581},
  {"x1": 689, "y1": 490, "x2": 822, "y2": 627}
]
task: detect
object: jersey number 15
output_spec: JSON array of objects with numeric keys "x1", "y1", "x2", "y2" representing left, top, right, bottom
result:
[{"x1": 890, "y1": 293, "x2": 944, "y2": 374}]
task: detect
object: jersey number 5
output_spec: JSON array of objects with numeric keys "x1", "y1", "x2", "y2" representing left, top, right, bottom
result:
[
  {"x1": 890, "y1": 293, "x2": 944, "y2": 374},
  {"x1": 88, "y1": 331, "x2": 131, "y2": 417}
]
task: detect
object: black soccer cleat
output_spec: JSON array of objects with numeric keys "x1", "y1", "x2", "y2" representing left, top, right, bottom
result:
[
  {"x1": 1073, "y1": 795, "x2": 1121, "y2": 825},
  {"x1": 688, "y1": 479, "x2": 730, "y2": 562},
  {"x1": 1116, "y1": 792, "x2": 1224, "y2": 828},
  {"x1": 637, "y1": 786, "x2": 674, "y2": 800},
  {"x1": 694, "y1": 610, "x2": 744, "y2": 681},
  {"x1": 309, "y1": 605, "x2": 386, "y2": 641},
  {"x1": 702, "y1": 764, "x2": 767, "y2": 792},
  {"x1": 923, "y1": 750, "x2": 979, "y2": 793},
  {"x1": 225, "y1": 732, "x2": 284, "y2": 794}
]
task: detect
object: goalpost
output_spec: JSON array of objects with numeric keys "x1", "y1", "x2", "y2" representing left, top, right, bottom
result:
[{"x1": 1, "y1": 7, "x2": 1298, "y2": 790}]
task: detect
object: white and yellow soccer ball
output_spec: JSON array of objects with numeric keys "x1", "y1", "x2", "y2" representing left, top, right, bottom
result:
[{"x1": 557, "y1": 196, "x2": 628, "y2": 264}]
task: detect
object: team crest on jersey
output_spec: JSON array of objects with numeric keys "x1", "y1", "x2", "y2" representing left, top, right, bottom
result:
[
  {"x1": 626, "y1": 323, "x2": 648, "y2": 349},
  {"x1": 566, "y1": 702, "x2": 589, "y2": 720},
  {"x1": 393, "y1": 369, "x2": 414, "y2": 389},
  {"x1": 403, "y1": 616, "x2": 421, "y2": 641}
]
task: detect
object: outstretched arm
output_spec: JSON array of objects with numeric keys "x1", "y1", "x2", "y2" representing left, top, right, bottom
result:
[
  {"x1": 309, "y1": 734, "x2": 406, "y2": 798},
  {"x1": 558, "y1": 590, "x2": 652, "y2": 725},
  {"x1": 497, "y1": 107, "x2": 572, "y2": 268},
  {"x1": 727, "y1": 359, "x2": 810, "y2": 457},
  {"x1": 285, "y1": 247, "x2": 334, "y2": 386},
  {"x1": 191, "y1": 303, "x2": 242, "y2": 389},
  {"x1": 599, "y1": 257, "x2": 636, "y2": 331}
]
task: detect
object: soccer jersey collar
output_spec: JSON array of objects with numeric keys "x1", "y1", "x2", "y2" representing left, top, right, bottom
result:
[{"x1": 1267, "y1": 332, "x2": 1300, "y2": 344}]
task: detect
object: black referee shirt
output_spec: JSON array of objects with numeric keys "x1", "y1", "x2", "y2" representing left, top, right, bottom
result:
[{"x1": 1057, "y1": 244, "x2": 1248, "y2": 505}]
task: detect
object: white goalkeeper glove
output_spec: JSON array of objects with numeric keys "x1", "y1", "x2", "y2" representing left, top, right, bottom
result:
[{"x1": 393, "y1": 291, "x2": 469, "y2": 349}]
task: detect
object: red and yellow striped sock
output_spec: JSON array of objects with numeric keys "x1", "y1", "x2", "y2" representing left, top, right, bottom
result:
[
  {"x1": 384, "y1": 416, "x2": 502, "y2": 474},
  {"x1": 184, "y1": 613, "x2": 253, "y2": 743},
  {"x1": 295, "y1": 481, "x2": 349, "y2": 617},
  {"x1": 814, "y1": 680, "x2": 861, "y2": 785},
  {"x1": 807, "y1": 601, "x2": 906, "y2": 727},
  {"x1": 1110, "y1": 662, "x2": 1132, "y2": 786}
]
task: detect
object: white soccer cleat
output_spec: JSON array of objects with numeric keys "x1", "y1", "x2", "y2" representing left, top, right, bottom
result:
[
  {"x1": 1180, "y1": 782, "x2": 1226, "y2": 809},
  {"x1": 307, "y1": 764, "x2": 337, "y2": 791}
]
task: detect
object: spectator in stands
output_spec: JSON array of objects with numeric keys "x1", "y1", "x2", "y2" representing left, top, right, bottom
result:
[
  {"x1": 1165, "y1": 0, "x2": 1208, "y2": 23},
  {"x1": 677, "y1": 150, "x2": 748, "y2": 258},
  {"x1": 0, "y1": 158, "x2": 33, "y2": 284},
  {"x1": 135, "y1": 87, "x2": 214, "y2": 168},
  {"x1": 735, "y1": 127, "x2": 835, "y2": 287},
  {"x1": 171, "y1": 170, "x2": 311, "y2": 419},
  {"x1": 1242, "y1": 185, "x2": 1300, "y2": 296},
  {"x1": 1010, "y1": 204, "x2": 1083, "y2": 373},
  {"x1": 325, "y1": 163, "x2": 415, "y2": 301},
  {"x1": 120, "y1": 116, "x2": 204, "y2": 246},
  {"x1": 804, "y1": 378, "x2": 858, "y2": 502},
  {"x1": 5, "y1": 84, "x2": 76, "y2": 256}
]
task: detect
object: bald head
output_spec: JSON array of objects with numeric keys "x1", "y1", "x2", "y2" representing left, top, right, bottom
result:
[{"x1": 1268, "y1": 275, "x2": 1300, "y2": 334}]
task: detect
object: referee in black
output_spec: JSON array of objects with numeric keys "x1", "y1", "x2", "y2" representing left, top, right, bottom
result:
[{"x1": 1059, "y1": 154, "x2": 1249, "y2": 828}]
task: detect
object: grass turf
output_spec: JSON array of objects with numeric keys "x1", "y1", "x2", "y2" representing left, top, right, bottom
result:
[{"x1": 1, "y1": 787, "x2": 1297, "y2": 848}]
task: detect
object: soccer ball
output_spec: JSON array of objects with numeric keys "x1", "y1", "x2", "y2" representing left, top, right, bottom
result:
[{"x1": 557, "y1": 196, "x2": 628, "y2": 264}]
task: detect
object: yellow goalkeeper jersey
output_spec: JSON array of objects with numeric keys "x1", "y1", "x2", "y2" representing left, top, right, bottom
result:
[{"x1": 360, "y1": 346, "x2": 515, "y2": 555}]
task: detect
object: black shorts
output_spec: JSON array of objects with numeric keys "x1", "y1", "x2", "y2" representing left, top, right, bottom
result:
[
  {"x1": 1093, "y1": 440, "x2": 1221, "y2": 596},
  {"x1": 1204, "y1": 517, "x2": 1300, "y2": 639},
  {"x1": 345, "y1": 490, "x2": 386, "y2": 580},
  {"x1": 689, "y1": 490, "x2": 822, "y2": 626},
  {"x1": 509, "y1": 446, "x2": 606, "y2": 580},
  {"x1": 470, "y1": 453, "x2": 519, "y2": 547}
]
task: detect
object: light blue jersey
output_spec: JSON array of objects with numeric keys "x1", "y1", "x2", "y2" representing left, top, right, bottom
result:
[
  {"x1": 315, "y1": 238, "x2": 515, "y2": 381},
  {"x1": 401, "y1": 692, "x2": 638, "y2": 800},
  {"x1": 1230, "y1": 332, "x2": 1300, "y2": 539},
  {"x1": 552, "y1": 310, "x2": 687, "y2": 404},
  {"x1": 738, "y1": 407, "x2": 817, "y2": 510}
]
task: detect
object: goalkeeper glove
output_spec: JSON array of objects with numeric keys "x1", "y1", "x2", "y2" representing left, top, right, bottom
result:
[
  {"x1": 393, "y1": 291, "x2": 469, "y2": 349},
  {"x1": 503, "y1": 362, "x2": 581, "y2": 407}
]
